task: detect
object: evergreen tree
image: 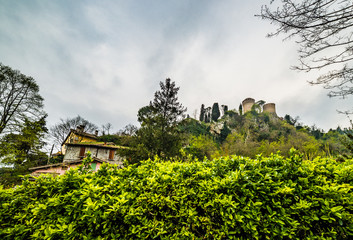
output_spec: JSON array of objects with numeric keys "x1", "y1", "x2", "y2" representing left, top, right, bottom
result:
[
  {"x1": 137, "y1": 78, "x2": 187, "y2": 159},
  {"x1": 199, "y1": 104, "x2": 205, "y2": 122},
  {"x1": 239, "y1": 104, "x2": 243, "y2": 115},
  {"x1": 211, "y1": 103, "x2": 221, "y2": 122}
]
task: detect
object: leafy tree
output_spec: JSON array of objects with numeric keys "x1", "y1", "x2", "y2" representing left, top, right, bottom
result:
[
  {"x1": 186, "y1": 135, "x2": 220, "y2": 160},
  {"x1": 258, "y1": 0, "x2": 353, "y2": 99},
  {"x1": 217, "y1": 123, "x2": 231, "y2": 143},
  {"x1": 50, "y1": 115, "x2": 98, "y2": 150},
  {"x1": 0, "y1": 116, "x2": 48, "y2": 186},
  {"x1": 0, "y1": 116, "x2": 47, "y2": 166},
  {"x1": 199, "y1": 104, "x2": 205, "y2": 122},
  {"x1": 211, "y1": 102, "x2": 221, "y2": 121},
  {"x1": 137, "y1": 78, "x2": 187, "y2": 159},
  {"x1": 178, "y1": 118, "x2": 210, "y2": 137},
  {"x1": 0, "y1": 63, "x2": 45, "y2": 135},
  {"x1": 284, "y1": 114, "x2": 299, "y2": 126},
  {"x1": 251, "y1": 100, "x2": 266, "y2": 114}
]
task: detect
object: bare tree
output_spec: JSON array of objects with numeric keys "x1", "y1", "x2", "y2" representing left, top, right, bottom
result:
[
  {"x1": 258, "y1": 0, "x2": 353, "y2": 99},
  {"x1": 118, "y1": 124, "x2": 138, "y2": 136},
  {"x1": 50, "y1": 115, "x2": 98, "y2": 149},
  {"x1": 0, "y1": 63, "x2": 45, "y2": 135},
  {"x1": 101, "y1": 122, "x2": 113, "y2": 135}
]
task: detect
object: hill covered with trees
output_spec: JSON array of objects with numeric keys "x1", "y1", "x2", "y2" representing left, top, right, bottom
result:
[{"x1": 179, "y1": 103, "x2": 349, "y2": 162}]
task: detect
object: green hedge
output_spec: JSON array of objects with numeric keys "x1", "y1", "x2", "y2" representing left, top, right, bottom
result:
[{"x1": 1, "y1": 150, "x2": 353, "y2": 239}]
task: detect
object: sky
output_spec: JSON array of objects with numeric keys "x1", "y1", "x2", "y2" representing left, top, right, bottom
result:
[{"x1": 0, "y1": 0, "x2": 352, "y2": 133}]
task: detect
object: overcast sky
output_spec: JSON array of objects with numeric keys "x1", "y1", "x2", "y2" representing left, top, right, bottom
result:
[{"x1": 1, "y1": 0, "x2": 352, "y2": 133}]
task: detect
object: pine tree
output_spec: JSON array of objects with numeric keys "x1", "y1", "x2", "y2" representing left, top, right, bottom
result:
[{"x1": 137, "y1": 78, "x2": 187, "y2": 159}]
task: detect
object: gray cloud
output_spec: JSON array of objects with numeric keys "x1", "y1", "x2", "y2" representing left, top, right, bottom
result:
[{"x1": 0, "y1": 0, "x2": 351, "y2": 132}]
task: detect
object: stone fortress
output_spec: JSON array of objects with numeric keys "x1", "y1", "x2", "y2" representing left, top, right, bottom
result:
[
  {"x1": 199, "y1": 97, "x2": 277, "y2": 124},
  {"x1": 242, "y1": 97, "x2": 276, "y2": 115}
]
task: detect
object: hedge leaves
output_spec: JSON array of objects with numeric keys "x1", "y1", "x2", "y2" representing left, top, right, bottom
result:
[{"x1": 1, "y1": 151, "x2": 353, "y2": 239}]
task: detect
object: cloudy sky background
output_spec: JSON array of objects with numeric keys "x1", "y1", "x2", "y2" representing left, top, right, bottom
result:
[{"x1": 1, "y1": 0, "x2": 352, "y2": 133}]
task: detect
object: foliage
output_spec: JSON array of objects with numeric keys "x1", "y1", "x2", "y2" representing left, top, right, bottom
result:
[
  {"x1": 179, "y1": 118, "x2": 210, "y2": 137},
  {"x1": 136, "y1": 78, "x2": 187, "y2": 159},
  {"x1": 185, "y1": 135, "x2": 220, "y2": 160},
  {"x1": 0, "y1": 117, "x2": 48, "y2": 166},
  {"x1": 50, "y1": 115, "x2": 98, "y2": 150},
  {"x1": 258, "y1": 0, "x2": 353, "y2": 99},
  {"x1": 0, "y1": 63, "x2": 45, "y2": 135},
  {"x1": 0, "y1": 117, "x2": 48, "y2": 187},
  {"x1": 1, "y1": 153, "x2": 353, "y2": 239},
  {"x1": 183, "y1": 110, "x2": 347, "y2": 160}
]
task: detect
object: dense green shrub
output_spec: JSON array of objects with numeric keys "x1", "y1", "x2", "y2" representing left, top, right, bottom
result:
[{"x1": 1, "y1": 151, "x2": 353, "y2": 239}]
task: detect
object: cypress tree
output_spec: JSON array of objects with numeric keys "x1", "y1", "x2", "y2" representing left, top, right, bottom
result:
[
  {"x1": 211, "y1": 103, "x2": 220, "y2": 122},
  {"x1": 199, "y1": 104, "x2": 205, "y2": 122}
]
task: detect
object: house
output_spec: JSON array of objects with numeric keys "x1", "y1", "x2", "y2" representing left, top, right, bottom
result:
[
  {"x1": 29, "y1": 157, "x2": 109, "y2": 177},
  {"x1": 29, "y1": 127, "x2": 125, "y2": 177},
  {"x1": 61, "y1": 125, "x2": 99, "y2": 154}
]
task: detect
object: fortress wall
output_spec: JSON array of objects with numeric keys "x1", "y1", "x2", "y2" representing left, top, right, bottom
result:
[
  {"x1": 242, "y1": 98, "x2": 255, "y2": 113},
  {"x1": 263, "y1": 103, "x2": 276, "y2": 114}
]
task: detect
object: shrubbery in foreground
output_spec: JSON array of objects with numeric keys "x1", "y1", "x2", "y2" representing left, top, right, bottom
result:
[{"x1": 1, "y1": 151, "x2": 353, "y2": 239}]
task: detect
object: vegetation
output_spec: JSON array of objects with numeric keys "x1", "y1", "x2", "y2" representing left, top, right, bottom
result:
[
  {"x1": 136, "y1": 78, "x2": 187, "y2": 159},
  {"x1": 180, "y1": 106, "x2": 349, "y2": 162},
  {"x1": 0, "y1": 117, "x2": 48, "y2": 186},
  {"x1": 1, "y1": 152, "x2": 353, "y2": 239},
  {"x1": 0, "y1": 64, "x2": 48, "y2": 186},
  {"x1": 1, "y1": 63, "x2": 353, "y2": 239}
]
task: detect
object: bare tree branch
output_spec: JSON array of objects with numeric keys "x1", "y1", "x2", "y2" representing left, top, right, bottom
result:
[
  {"x1": 0, "y1": 63, "x2": 45, "y2": 135},
  {"x1": 257, "y1": 0, "x2": 353, "y2": 99}
]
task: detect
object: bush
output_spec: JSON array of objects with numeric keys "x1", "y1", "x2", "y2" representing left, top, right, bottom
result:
[{"x1": 1, "y1": 151, "x2": 353, "y2": 239}]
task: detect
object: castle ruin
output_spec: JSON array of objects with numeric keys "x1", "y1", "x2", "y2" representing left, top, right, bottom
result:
[
  {"x1": 263, "y1": 103, "x2": 276, "y2": 114},
  {"x1": 242, "y1": 98, "x2": 255, "y2": 113},
  {"x1": 242, "y1": 98, "x2": 277, "y2": 115}
]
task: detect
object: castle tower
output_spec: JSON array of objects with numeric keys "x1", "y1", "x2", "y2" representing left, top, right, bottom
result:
[
  {"x1": 263, "y1": 103, "x2": 276, "y2": 115},
  {"x1": 242, "y1": 98, "x2": 255, "y2": 113}
]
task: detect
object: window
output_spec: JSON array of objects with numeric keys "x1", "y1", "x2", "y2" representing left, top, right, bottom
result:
[
  {"x1": 79, "y1": 147, "x2": 86, "y2": 157},
  {"x1": 109, "y1": 149, "x2": 115, "y2": 160},
  {"x1": 91, "y1": 163, "x2": 97, "y2": 171}
]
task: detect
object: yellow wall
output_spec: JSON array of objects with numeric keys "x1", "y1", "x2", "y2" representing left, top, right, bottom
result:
[{"x1": 61, "y1": 132, "x2": 97, "y2": 154}]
